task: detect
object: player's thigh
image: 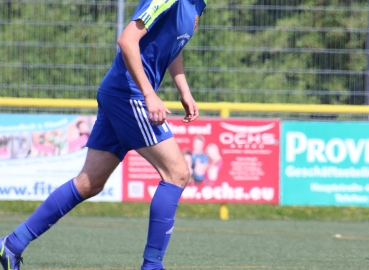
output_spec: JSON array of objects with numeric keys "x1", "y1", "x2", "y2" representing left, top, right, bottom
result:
[
  {"x1": 136, "y1": 137, "x2": 190, "y2": 187},
  {"x1": 80, "y1": 148, "x2": 120, "y2": 180}
]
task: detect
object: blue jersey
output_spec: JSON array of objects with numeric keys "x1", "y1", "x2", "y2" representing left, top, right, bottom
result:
[
  {"x1": 192, "y1": 152, "x2": 208, "y2": 181},
  {"x1": 99, "y1": 0, "x2": 207, "y2": 99}
]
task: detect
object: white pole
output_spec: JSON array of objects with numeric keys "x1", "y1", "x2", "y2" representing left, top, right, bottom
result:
[{"x1": 117, "y1": 0, "x2": 125, "y2": 51}]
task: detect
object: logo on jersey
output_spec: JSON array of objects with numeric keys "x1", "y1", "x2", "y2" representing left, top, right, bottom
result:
[
  {"x1": 173, "y1": 33, "x2": 190, "y2": 55},
  {"x1": 177, "y1": 33, "x2": 190, "y2": 41},
  {"x1": 194, "y1": 15, "x2": 199, "y2": 30}
]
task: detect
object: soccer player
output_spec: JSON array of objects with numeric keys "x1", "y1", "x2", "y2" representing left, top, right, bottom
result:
[{"x1": 0, "y1": 0, "x2": 207, "y2": 269}]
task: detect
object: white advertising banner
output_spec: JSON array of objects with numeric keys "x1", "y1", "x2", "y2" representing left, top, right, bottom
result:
[{"x1": 0, "y1": 114, "x2": 122, "y2": 202}]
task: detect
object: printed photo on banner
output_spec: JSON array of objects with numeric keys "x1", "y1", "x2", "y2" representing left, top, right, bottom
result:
[
  {"x1": 0, "y1": 115, "x2": 96, "y2": 159},
  {"x1": 182, "y1": 135, "x2": 223, "y2": 187},
  {"x1": 0, "y1": 134, "x2": 32, "y2": 160},
  {"x1": 68, "y1": 116, "x2": 95, "y2": 152},
  {"x1": 31, "y1": 129, "x2": 67, "y2": 156}
]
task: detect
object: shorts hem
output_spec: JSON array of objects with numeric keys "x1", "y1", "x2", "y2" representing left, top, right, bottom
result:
[
  {"x1": 131, "y1": 136, "x2": 173, "y2": 150},
  {"x1": 86, "y1": 143, "x2": 123, "y2": 160}
]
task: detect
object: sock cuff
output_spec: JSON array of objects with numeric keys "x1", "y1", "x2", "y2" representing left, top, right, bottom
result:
[
  {"x1": 143, "y1": 246, "x2": 166, "y2": 263},
  {"x1": 69, "y1": 179, "x2": 84, "y2": 202},
  {"x1": 159, "y1": 181, "x2": 184, "y2": 198}
]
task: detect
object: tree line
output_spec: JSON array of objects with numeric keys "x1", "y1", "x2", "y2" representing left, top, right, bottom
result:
[{"x1": 0, "y1": 0, "x2": 367, "y2": 105}]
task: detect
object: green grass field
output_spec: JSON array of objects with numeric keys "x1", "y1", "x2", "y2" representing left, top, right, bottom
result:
[{"x1": 1, "y1": 212, "x2": 369, "y2": 270}]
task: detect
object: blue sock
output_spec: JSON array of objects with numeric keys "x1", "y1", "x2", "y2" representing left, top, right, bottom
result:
[
  {"x1": 6, "y1": 179, "x2": 83, "y2": 255},
  {"x1": 141, "y1": 181, "x2": 184, "y2": 270}
]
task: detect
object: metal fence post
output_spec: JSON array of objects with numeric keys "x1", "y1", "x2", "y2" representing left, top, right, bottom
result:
[{"x1": 117, "y1": 0, "x2": 125, "y2": 51}]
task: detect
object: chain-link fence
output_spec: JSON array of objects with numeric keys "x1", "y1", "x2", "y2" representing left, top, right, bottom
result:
[{"x1": 0, "y1": 0, "x2": 368, "y2": 118}]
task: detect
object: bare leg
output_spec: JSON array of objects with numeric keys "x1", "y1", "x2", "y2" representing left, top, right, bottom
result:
[
  {"x1": 136, "y1": 137, "x2": 191, "y2": 188},
  {"x1": 74, "y1": 148, "x2": 121, "y2": 199}
]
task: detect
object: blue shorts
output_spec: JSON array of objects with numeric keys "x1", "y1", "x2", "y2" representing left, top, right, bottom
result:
[{"x1": 86, "y1": 92, "x2": 173, "y2": 160}]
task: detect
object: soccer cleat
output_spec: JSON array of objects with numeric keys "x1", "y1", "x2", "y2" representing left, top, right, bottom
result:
[{"x1": 0, "y1": 237, "x2": 23, "y2": 270}]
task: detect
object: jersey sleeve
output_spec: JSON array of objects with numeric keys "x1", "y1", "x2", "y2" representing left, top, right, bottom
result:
[
  {"x1": 130, "y1": 0, "x2": 177, "y2": 31},
  {"x1": 196, "y1": 0, "x2": 207, "y2": 17}
]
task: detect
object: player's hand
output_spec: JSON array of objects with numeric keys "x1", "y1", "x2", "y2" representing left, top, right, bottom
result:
[
  {"x1": 144, "y1": 92, "x2": 171, "y2": 126},
  {"x1": 180, "y1": 92, "x2": 198, "y2": 123}
]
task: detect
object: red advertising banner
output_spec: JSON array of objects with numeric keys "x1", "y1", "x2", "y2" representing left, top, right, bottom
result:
[{"x1": 123, "y1": 118, "x2": 280, "y2": 204}]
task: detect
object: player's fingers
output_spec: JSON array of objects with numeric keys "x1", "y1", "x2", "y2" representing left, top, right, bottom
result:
[
  {"x1": 186, "y1": 105, "x2": 198, "y2": 122},
  {"x1": 149, "y1": 112, "x2": 157, "y2": 125},
  {"x1": 182, "y1": 113, "x2": 192, "y2": 123},
  {"x1": 189, "y1": 104, "x2": 195, "y2": 116},
  {"x1": 191, "y1": 105, "x2": 199, "y2": 121},
  {"x1": 154, "y1": 113, "x2": 160, "y2": 125},
  {"x1": 155, "y1": 107, "x2": 169, "y2": 126},
  {"x1": 157, "y1": 112, "x2": 164, "y2": 126},
  {"x1": 148, "y1": 112, "x2": 154, "y2": 123}
]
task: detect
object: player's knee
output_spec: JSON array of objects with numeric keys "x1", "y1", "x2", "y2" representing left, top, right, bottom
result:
[
  {"x1": 74, "y1": 174, "x2": 105, "y2": 199},
  {"x1": 171, "y1": 165, "x2": 191, "y2": 188},
  {"x1": 183, "y1": 166, "x2": 192, "y2": 185},
  {"x1": 85, "y1": 184, "x2": 104, "y2": 198}
]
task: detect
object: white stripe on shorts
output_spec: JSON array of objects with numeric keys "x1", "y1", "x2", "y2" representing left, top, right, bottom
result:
[
  {"x1": 133, "y1": 100, "x2": 154, "y2": 145},
  {"x1": 130, "y1": 99, "x2": 150, "y2": 146},
  {"x1": 162, "y1": 121, "x2": 169, "y2": 132},
  {"x1": 137, "y1": 100, "x2": 158, "y2": 144}
]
